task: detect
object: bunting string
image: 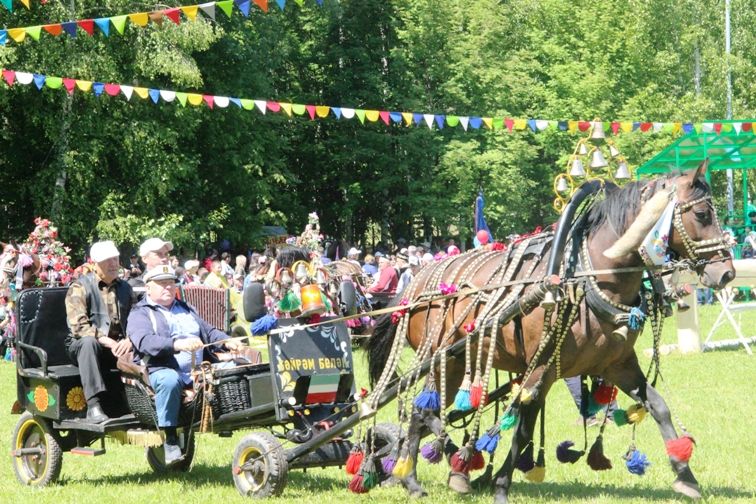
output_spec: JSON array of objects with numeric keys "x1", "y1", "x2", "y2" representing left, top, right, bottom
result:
[{"x1": 1, "y1": 67, "x2": 751, "y2": 135}]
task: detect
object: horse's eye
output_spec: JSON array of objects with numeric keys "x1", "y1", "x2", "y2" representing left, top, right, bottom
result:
[{"x1": 694, "y1": 210, "x2": 710, "y2": 223}]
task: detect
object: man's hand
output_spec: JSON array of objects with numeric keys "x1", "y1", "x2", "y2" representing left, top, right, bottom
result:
[
  {"x1": 112, "y1": 338, "x2": 132, "y2": 358},
  {"x1": 224, "y1": 337, "x2": 245, "y2": 352},
  {"x1": 174, "y1": 337, "x2": 204, "y2": 352},
  {"x1": 98, "y1": 336, "x2": 117, "y2": 349}
]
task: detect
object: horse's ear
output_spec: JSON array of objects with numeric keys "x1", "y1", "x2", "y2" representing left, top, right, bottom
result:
[{"x1": 688, "y1": 158, "x2": 709, "y2": 187}]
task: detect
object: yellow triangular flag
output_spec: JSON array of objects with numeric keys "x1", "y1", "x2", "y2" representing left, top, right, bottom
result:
[
  {"x1": 8, "y1": 28, "x2": 27, "y2": 43},
  {"x1": 20, "y1": 0, "x2": 30, "y2": 8},
  {"x1": 483, "y1": 117, "x2": 493, "y2": 129},
  {"x1": 402, "y1": 112, "x2": 413, "y2": 126},
  {"x1": 315, "y1": 106, "x2": 330, "y2": 118},
  {"x1": 365, "y1": 110, "x2": 380, "y2": 122},
  {"x1": 567, "y1": 120, "x2": 578, "y2": 133},
  {"x1": 181, "y1": 5, "x2": 199, "y2": 20},
  {"x1": 672, "y1": 122, "x2": 682, "y2": 134},
  {"x1": 513, "y1": 118, "x2": 527, "y2": 130},
  {"x1": 129, "y1": 13, "x2": 150, "y2": 27},
  {"x1": 620, "y1": 121, "x2": 633, "y2": 133},
  {"x1": 133, "y1": 87, "x2": 149, "y2": 99},
  {"x1": 187, "y1": 93, "x2": 203, "y2": 106},
  {"x1": 279, "y1": 102, "x2": 292, "y2": 116},
  {"x1": 75, "y1": 80, "x2": 93, "y2": 92}
]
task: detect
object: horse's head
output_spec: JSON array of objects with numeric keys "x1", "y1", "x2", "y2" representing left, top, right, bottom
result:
[{"x1": 669, "y1": 160, "x2": 735, "y2": 289}]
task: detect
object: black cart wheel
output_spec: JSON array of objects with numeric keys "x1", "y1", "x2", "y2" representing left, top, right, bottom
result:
[
  {"x1": 232, "y1": 431, "x2": 288, "y2": 498},
  {"x1": 146, "y1": 430, "x2": 196, "y2": 473},
  {"x1": 366, "y1": 422, "x2": 401, "y2": 482},
  {"x1": 11, "y1": 412, "x2": 63, "y2": 487}
]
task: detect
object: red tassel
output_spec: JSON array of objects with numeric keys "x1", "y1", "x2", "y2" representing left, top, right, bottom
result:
[
  {"x1": 470, "y1": 450, "x2": 486, "y2": 471},
  {"x1": 666, "y1": 435, "x2": 695, "y2": 463},
  {"x1": 593, "y1": 384, "x2": 617, "y2": 405},
  {"x1": 348, "y1": 473, "x2": 367, "y2": 493},
  {"x1": 470, "y1": 375, "x2": 484, "y2": 409},
  {"x1": 345, "y1": 449, "x2": 364, "y2": 475},
  {"x1": 450, "y1": 448, "x2": 472, "y2": 473}
]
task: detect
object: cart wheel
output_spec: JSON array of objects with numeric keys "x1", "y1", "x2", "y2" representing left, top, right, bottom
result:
[
  {"x1": 146, "y1": 430, "x2": 196, "y2": 473},
  {"x1": 11, "y1": 412, "x2": 63, "y2": 487},
  {"x1": 366, "y1": 423, "x2": 401, "y2": 482},
  {"x1": 232, "y1": 431, "x2": 288, "y2": 498}
]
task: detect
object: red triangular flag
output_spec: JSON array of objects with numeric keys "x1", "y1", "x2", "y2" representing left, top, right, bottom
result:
[
  {"x1": 306, "y1": 104, "x2": 316, "y2": 120},
  {"x1": 164, "y1": 8, "x2": 181, "y2": 25},
  {"x1": 266, "y1": 101, "x2": 281, "y2": 112},
  {"x1": 104, "y1": 83, "x2": 121, "y2": 96},
  {"x1": 611, "y1": 121, "x2": 620, "y2": 134},
  {"x1": 77, "y1": 19, "x2": 95, "y2": 35},
  {"x1": 2, "y1": 70, "x2": 16, "y2": 87},
  {"x1": 713, "y1": 122, "x2": 723, "y2": 134},
  {"x1": 43, "y1": 24, "x2": 63, "y2": 36},
  {"x1": 505, "y1": 118, "x2": 514, "y2": 131},
  {"x1": 63, "y1": 78, "x2": 76, "y2": 94},
  {"x1": 743, "y1": 122, "x2": 753, "y2": 132},
  {"x1": 578, "y1": 121, "x2": 591, "y2": 132},
  {"x1": 640, "y1": 122, "x2": 652, "y2": 132},
  {"x1": 379, "y1": 111, "x2": 390, "y2": 125},
  {"x1": 203, "y1": 95, "x2": 214, "y2": 109},
  {"x1": 253, "y1": 0, "x2": 269, "y2": 12}
]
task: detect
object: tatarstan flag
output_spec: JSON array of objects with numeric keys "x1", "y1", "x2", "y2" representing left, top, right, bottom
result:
[{"x1": 305, "y1": 374, "x2": 341, "y2": 404}]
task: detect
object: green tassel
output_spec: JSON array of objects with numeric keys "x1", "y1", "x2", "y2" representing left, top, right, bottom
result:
[
  {"x1": 500, "y1": 410, "x2": 518, "y2": 431},
  {"x1": 613, "y1": 409, "x2": 628, "y2": 427}
]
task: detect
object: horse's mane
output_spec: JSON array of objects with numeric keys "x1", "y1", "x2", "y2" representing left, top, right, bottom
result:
[
  {"x1": 276, "y1": 247, "x2": 311, "y2": 268},
  {"x1": 585, "y1": 174, "x2": 710, "y2": 237}
]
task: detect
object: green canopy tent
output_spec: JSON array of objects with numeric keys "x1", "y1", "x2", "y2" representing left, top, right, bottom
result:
[{"x1": 635, "y1": 119, "x2": 756, "y2": 226}]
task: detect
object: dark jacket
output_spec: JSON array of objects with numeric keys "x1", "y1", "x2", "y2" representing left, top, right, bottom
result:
[{"x1": 127, "y1": 296, "x2": 229, "y2": 374}]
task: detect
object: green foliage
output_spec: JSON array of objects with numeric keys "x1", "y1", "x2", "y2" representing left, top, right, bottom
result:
[{"x1": 0, "y1": 0, "x2": 754, "y2": 257}]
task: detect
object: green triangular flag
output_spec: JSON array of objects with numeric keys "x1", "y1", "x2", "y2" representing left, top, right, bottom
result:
[
  {"x1": 240, "y1": 99, "x2": 254, "y2": 110},
  {"x1": 176, "y1": 92, "x2": 187, "y2": 106},
  {"x1": 693, "y1": 123, "x2": 702, "y2": 134},
  {"x1": 294, "y1": 0, "x2": 304, "y2": 5},
  {"x1": 25, "y1": 26, "x2": 42, "y2": 41},
  {"x1": 217, "y1": 0, "x2": 234, "y2": 17},
  {"x1": 493, "y1": 117, "x2": 504, "y2": 130},
  {"x1": 45, "y1": 76, "x2": 63, "y2": 89},
  {"x1": 111, "y1": 15, "x2": 127, "y2": 35},
  {"x1": 1, "y1": 0, "x2": 12, "y2": 13},
  {"x1": 446, "y1": 115, "x2": 459, "y2": 127},
  {"x1": 355, "y1": 109, "x2": 366, "y2": 124},
  {"x1": 291, "y1": 104, "x2": 306, "y2": 115}
]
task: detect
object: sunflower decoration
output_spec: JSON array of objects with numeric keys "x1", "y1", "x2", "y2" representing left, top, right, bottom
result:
[
  {"x1": 66, "y1": 386, "x2": 86, "y2": 412},
  {"x1": 26, "y1": 385, "x2": 56, "y2": 412}
]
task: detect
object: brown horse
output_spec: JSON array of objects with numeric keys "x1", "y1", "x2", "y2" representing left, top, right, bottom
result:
[{"x1": 366, "y1": 163, "x2": 734, "y2": 503}]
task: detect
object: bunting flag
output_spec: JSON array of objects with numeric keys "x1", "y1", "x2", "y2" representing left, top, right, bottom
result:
[
  {"x1": 0, "y1": 0, "x2": 327, "y2": 43},
  {"x1": 0, "y1": 67, "x2": 748, "y2": 136}
]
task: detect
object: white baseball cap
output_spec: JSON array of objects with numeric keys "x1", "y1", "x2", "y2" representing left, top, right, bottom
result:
[
  {"x1": 144, "y1": 265, "x2": 177, "y2": 283},
  {"x1": 348, "y1": 247, "x2": 361, "y2": 256},
  {"x1": 90, "y1": 241, "x2": 120, "y2": 263},
  {"x1": 139, "y1": 237, "x2": 173, "y2": 257},
  {"x1": 408, "y1": 255, "x2": 420, "y2": 266},
  {"x1": 184, "y1": 260, "x2": 200, "y2": 270}
]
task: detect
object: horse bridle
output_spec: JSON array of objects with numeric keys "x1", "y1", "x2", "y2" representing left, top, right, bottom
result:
[{"x1": 672, "y1": 195, "x2": 731, "y2": 262}]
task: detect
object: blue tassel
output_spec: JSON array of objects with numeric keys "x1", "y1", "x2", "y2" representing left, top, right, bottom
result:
[
  {"x1": 625, "y1": 449, "x2": 651, "y2": 475},
  {"x1": 475, "y1": 430, "x2": 500, "y2": 454},
  {"x1": 414, "y1": 389, "x2": 440, "y2": 411},
  {"x1": 454, "y1": 389, "x2": 472, "y2": 411},
  {"x1": 251, "y1": 314, "x2": 278, "y2": 335},
  {"x1": 628, "y1": 307, "x2": 645, "y2": 330}
]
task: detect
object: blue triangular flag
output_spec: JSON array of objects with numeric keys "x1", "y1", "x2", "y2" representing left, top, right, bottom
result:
[
  {"x1": 683, "y1": 123, "x2": 693, "y2": 134},
  {"x1": 413, "y1": 113, "x2": 423, "y2": 125},
  {"x1": 92, "y1": 82, "x2": 105, "y2": 96},
  {"x1": 33, "y1": 74, "x2": 46, "y2": 90},
  {"x1": 148, "y1": 89, "x2": 160, "y2": 104},
  {"x1": 389, "y1": 112, "x2": 402, "y2": 124},
  {"x1": 331, "y1": 107, "x2": 341, "y2": 119},
  {"x1": 235, "y1": 0, "x2": 250, "y2": 16},
  {"x1": 632, "y1": 122, "x2": 640, "y2": 131},
  {"x1": 435, "y1": 115, "x2": 445, "y2": 129},
  {"x1": 1, "y1": 0, "x2": 11, "y2": 13},
  {"x1": 316, "y1": 0, "x2": 324, "y2": 5},
  {"x1": 0, "y1": 30, "x2": 7, "y2": 46},
  {"x1": 230, "y1": 97, "x2": 242, "y2": 108},
  {"x1": 276, "y1": 0, "x2": 286, "y2": 10},
  {"x1": 527, "y1": 119, "x2": 536, "y2": 132},
  {"x1": 94, "y1": 18, "x2": 110, "y2": 36},
  {"x1": 62, "y1": 22, "x2": 77, "y2": 38},
  {"x1": 470, "y1": 117, "x2": 482, "y2": 129},
  {"x1": 558, "y1": 121, "x2": 568, "y2": 131}
]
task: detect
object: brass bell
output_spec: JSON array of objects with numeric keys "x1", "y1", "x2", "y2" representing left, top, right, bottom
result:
[
  {"x1": 590, "y1": 148, "x2": 608, "y2": 169},
  {"x1": 569, "y1": 157, "x2": 585, "y2": 177},
  {"x1": 615, "y1": 160, "x2": 631, "y2": 179},
  {"x1": 295, "y1": 262, "x2": 308, "y2": 282},
  {"x1": 280, "y1": 268, "x2": 292, "y2": 287},
  {"x1": 556, "y1": 176, "x2": 569, "y2": 193},
  {"x1": 578, "y1": 142, "x2": 589, "y2": 155},
  {"x1": 590, "y1": 121, "x2": 606, "y2": 144},
  {"x1": 609, "y1": 143, "x2": 620, "y2": 158},
  {"x1": 316, "y1": 268, "x2": 327, "y2": 285}
]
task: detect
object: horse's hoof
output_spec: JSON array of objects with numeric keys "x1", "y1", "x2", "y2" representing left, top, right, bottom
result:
[
  {"x1": 448, "y1": 471, "x2": 471, "y2": 494},
  {"x1": 673, "y1": 479, "x2": 702, "y2": 499},
  {"x1": 380, "y1": 476, "x2": 401, "y2": 488},
  {"x1": 493, "y1": 489, "x2": 509, "y2": 504},
  {"x1": 409, "y1": 488, "x2": 428, "y2": 498}
]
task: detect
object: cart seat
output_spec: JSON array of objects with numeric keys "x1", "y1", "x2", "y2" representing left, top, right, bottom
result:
[
  {"x1": 22, "y1": 364, "x2": 82, "y2": 379},
  {"x1": 16, "y1": 287, "x2": 73, "y2": 371}
]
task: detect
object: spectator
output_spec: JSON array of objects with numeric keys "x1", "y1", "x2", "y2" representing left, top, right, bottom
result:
[
  {"x1": 204, "y1": 260, "x2": 229, "y2": 289},
  {"x1": 367, "y1": 256, "x2": 398, "y2": 295},
  {"x1": 234, "y1": 255, "x2": 247, "y2": 280},
  {"x1": 397, "y1": 255, "x2": 420, "y2": 294},
  {"x1": 220, "y1": 252, "x2": 234, "y2": 280},
  {"x1": 347, "y1": 247, "x2": 362, "y2": 267},
  {"x1": 362, "y1": 254, "x2": 378, "y2": 277},
  {"x1": 182, "y1": 260, "x2": 200, "y2": 285}
]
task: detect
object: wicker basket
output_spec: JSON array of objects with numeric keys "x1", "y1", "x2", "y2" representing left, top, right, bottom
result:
[
  {"x1": 211, "y1": 364, "x2": 268, "y2": 417},
  {"x1": 123, "y1": 376, "x2": 204, "y2": 427}
]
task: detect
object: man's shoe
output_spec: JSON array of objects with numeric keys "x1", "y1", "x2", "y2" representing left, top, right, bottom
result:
[
  {"x1": 164, "y1": 442, "x2": 183, "y2": 465},
  {"x1": 86, "y1": 404, "x2": 109, "y2": 424}
]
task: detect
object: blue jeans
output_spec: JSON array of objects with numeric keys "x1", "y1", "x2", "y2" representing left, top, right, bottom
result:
[{"x1": 149, "y1": 368, "x2": 183, "y2": 428}]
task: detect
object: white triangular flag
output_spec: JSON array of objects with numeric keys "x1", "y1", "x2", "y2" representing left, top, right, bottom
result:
[
  {"x1": 733, "y1": 122, "x2": 742, "y2": 135},
  {"x1": 199, "y1": 2, "x2": 216, "y2": 20},
  {"x1": 536, "y1": 120, "x2": 549, "y2": 131},
  {"x1": 459, "y1": 116, "x2": 469, "y2": 131},
  {"x1": 254, "y1": 100, "x2": 267, "y2": 114},
  {"x1": 121, "y1": 85, "x2": 133, "y2": 101},
  {"x1": 341, "y1": 108, "x2": 355, "y2": 119},
  {"x1": 702, "y1": 122, "x2": 714, "y2": 133},
  {"x1": 653, "y1": 122, "x2": 663, "y2": 132},
  {"x1": 159, "y1": 90, "x2": 176, "y2": 103},
  {"x1": 423, "y1": 114, "x2": 434, "y2": 129},
  {"x1": 15, "y1": 72, "x2": 34, "y2": 85},
  {"x1": 215, "y1": 96, "x2": 229, "y2": 108}
]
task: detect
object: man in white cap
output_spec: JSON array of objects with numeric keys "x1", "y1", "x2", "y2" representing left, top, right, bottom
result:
[
  {"x1": 139, "y1": 237, "x2": 173, "y2": 271},
  {"x1": 65, "y1": 240, "x2": 135, "y2": 423},
  {"x1": 181, "y1": 260, "x2": 200, "y2": 285},
  {"x1": 346, "y1": 247, "x2": 361, "y2": 267},
  {"x1": 128, "y1": 264, "x2": 242, "y2": 464}
]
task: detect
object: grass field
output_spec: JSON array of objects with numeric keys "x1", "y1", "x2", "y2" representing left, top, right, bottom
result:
[{"x1": 1, "y1": 304, "x2": 754, "y2": 504}]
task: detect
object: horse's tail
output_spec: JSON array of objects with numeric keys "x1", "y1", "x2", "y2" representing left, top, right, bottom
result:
[{"x1": 365, "y1": 312, "x2": 398, "y2": 387}]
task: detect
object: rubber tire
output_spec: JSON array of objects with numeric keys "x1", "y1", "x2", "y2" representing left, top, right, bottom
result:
[
  {"x1": 243, "y1": 282, "x2": 267, "y2": 322},
  {"x1": 232, "y1": 431, "x2": 288, "y2": 498},
  {"x1": 338, "y1": 280, "x2": 358, "y2": 316},
  {"x1": 366, "y1": 422, "x2": 401, "y2": 456},
  {"x1": 146, "y1": 430, "x2": 196, "y2": 473},
  {"x1": 11, "y1": 412, "x2": 63, "y2": 487}
]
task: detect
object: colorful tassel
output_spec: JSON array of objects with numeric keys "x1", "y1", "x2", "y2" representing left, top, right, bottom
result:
[
  {"x1": 463, "y1": 320, "x2": 476, "y2": 333},
  {"x1": 586, "y1": 395, "x2": 603, "y2": 416},
  {"x1": 360, "y1": 456, "x2": 379, "y2": 491},
  {"x1": 555, "y1": 440, "x2": 583, "y2": 464},
  {"x1": 414, "y1": 381, "x2": 440, "y2": 411},
  {"x1": 348, "y1": 473, "x2": 367, "y2": 494},
  {"x1": 470, "y1": 450, "x2": 486, "y2": 471},
  {"x1": 420, "y1": 437, "x2": 444, "y2": 464},
  {"x1": 625, "y1": 448, "x2": 651, "y2": 476},
  {"x1": 519, "y1": 387, "x2": 533, "y2": 405},
  {"x1": 250, "y1": 313, "x2": 278, "y2": 335},
  {"x1": 392, "y1": 455, "x2": 413, "y2": 479},
  {"x1": 626, "y1": 404, "x2": 647, "y2": 424},
  {"x1": 500, "y1": 409, "x2": 519, "y2": 431},
  {"x1": 592, "y1": 383, "x2": 617, "y2": 405},
  {"x1": 475, "y1": 429, "x2": 500, "y2": 455},
  {"x1": 381, "y1": 455, "x2": 397, "y2": 474},
  {"x1": 454, "y1": 372, "x2": 472, "y2": 410},
  {"x1": 469, "y1": 374, "x2": 484, "y2": 409},
  {"x1": 665, "y1": 435, "x2": 695, "y2": 463},
  {"x1": 450, "y1": 446, "x2": 473, "y2": 473},
  {"x1": 613, "y1": 409, "x2": 629, "y2": 426},
  {"x1": 628, "y1": 306, "x2": 645, "y2": 330},
  {"x1": 586, "y1": 436, "x2": 612, "y2": 471},
  {"x1": 524, "y1": 449, "x2": 546, "y2": 482},
  {"x1": 515, "y1": 442, "x2": 535, "y2": 473},
  {"x1": 345, "y1": 446, "x2": 364, "y2": 475}
]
